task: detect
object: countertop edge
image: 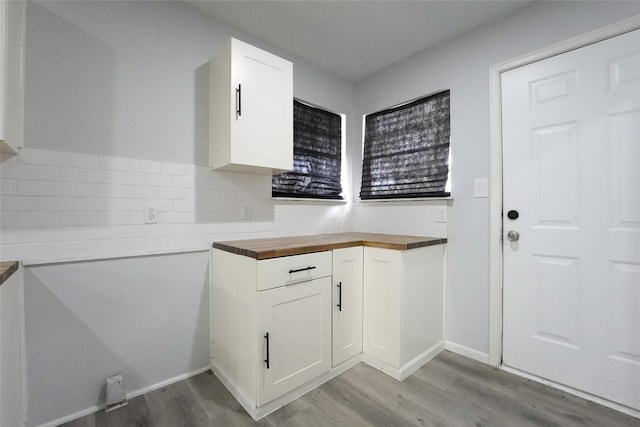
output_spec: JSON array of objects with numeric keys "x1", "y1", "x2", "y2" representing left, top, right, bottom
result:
[
  {"x1": 213, "y1": 234, "x2": 448, "y2": 260},
  {"x1": 0, "y1": 261, "x2": 19, "y2": 286}
]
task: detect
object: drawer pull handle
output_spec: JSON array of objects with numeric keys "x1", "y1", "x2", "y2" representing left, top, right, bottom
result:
[
  {"x1": 264, "y1": 332, "x2": 270, "y2": 369},
  {"x1": 288, "y1": 266, "x2": 316, "y2": 274},
  {"x1": 337, "y1": 282, "x2": 342, "y2": 312}
]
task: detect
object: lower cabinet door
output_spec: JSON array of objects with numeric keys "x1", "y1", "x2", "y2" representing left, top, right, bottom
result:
[
  {"x1": 332, "y1": 247, "x2": 363, "y2": 366},
  {"x1": 257, "y1": 276, "x2": 331, "y2": 406}
]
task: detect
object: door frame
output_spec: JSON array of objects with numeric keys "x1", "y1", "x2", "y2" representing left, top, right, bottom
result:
[{"x1": 488, "y1": 14, "x2": 640, "y2": 367}]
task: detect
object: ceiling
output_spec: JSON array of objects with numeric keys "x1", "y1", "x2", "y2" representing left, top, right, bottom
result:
[{"x1": 188, "y1": 1, "x2": 532, "y2": 82}]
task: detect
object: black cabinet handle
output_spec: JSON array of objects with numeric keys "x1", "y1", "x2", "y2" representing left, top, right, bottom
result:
[
  {"x1": 337, "y1": 282, "x2": 342, "y2": 311},
  {"x1": 288, "y1": 266, "x2": 316, "y2": 274},
  {"x1": 236, "y1": 84, "x2": 242, "y2": 118},
  {"x1": 264, "y1": 332, "x2": 270, "y2": 369}
]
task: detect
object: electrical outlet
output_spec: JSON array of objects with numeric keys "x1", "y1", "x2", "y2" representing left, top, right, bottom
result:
[
  {"x1": 143, "y1": 204, "x2": 157, "y2": 224},
  {"x1": 437, "y1": 206, "x2": 448, "y2": 223},
  {"x1": 240, "y1": 203, "x2": 252, "y2": 220}
]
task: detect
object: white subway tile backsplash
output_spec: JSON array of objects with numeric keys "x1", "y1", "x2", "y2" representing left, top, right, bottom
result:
[
  {"x1": 17, "y1": 242, "x2": 60, "y2": 260},
  {"x1": 0, "y1": 228, "x2": 41, "y2": 244},
  {"x1": 97, "y1": 184, "x2": 132, "y2": 198},
  {"x1": 172, "y1": 200, "x2": 196, "y2": 212},
  {"x1": 18, "y1": 149, "x2": 61, "y2": 166},
  {"x1": 0, "y1": 212, "x2": 17, "y2": 228},
  {"x1": 2, "y1": 196, "x2": 38, "y2": 211},
  {"x1": 132, "y1": 159, "x2": 162, "y2": 174},
  {"x1": 1, "y1": 148, "x2": 360, "y2": 262},
  {"x1": 38, "y1": 197, "x2": 80, "y2": 211},
  {"x1": 109, "y1": 198, "x2": 144, "y2": 212},
  {"x1": 1, "y1": 163, "x2": 39, "y2": 180},
  {"x1": 97, "y1": 211, "x2": 134, "y2": 225},
  {"x1": 0, "y1": 244, "x2": 18, "y2": 260},
  {"x1": 1, "y1": 179, "x2": 17, "y2": 195},
  {"x1": 144, "y1": 173, "x2": 173, "y2": 187},
  {"x1": 160, "y1": 186, "x2": 194, "y2": 200},
  {"x1": 78, "y1": 169, "x2": 109, "y2": 183},
  {"x1": 59, "y1": 182, "x2": 98, "y2": 197},
  {"x1": 173, "y1": 175, "x2": 197, "y2": 188},
  {"x1": 39, "y1": 165, "x2": 80, "y2": 182},
  {"x1": 77, "y1": 197, "x2": 110, "y2": 211},
  {"x1": 17, "y1": 180, "x2": 59, "y2": 196},
  {"x1": 131, "y1": 185, "x2": 161, "y2": 199}
]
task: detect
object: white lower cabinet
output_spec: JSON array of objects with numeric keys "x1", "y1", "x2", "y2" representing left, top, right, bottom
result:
[
  {"x1": 211, "y1": 241, "x2": 445, "y2": 420},
  {"x1": 257, "y1": 277, "x2": 331, "y2": 406},
  {"x1": 363, "y1": 245, "x2": 445, "y2": 379},
  {"x1": 211, "y1": 249, "x2": 332, "y2": 419},
  {"x1": 332, "y1": 246, "x2": 363, "y2": 366}
]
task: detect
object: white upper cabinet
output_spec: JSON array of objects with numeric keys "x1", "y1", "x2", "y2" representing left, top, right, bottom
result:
[
  {"x1": 0, "y1": 0, "x2": 26, "y2": 154},
  {"x1": 209, "y1": 38, "x2": 293, "y2": 173}
]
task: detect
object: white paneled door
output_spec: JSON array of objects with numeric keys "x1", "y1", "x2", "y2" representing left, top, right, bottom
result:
[{"x1": 502, "y1": 29, "x2": 640, "y2": 411}]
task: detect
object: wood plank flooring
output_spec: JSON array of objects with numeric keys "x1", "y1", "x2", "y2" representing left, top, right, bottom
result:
[{"x1": 62, "y1": 351, "x2": 639, "y2": 427}]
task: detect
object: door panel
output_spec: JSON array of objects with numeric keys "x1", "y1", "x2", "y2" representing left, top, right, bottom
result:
[{"x1": 502, "y1": 29, "x2": 640, "y2": 410}]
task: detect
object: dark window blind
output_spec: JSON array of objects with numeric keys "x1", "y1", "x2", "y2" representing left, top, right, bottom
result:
[
  {"x1": 360, "y1": 90, "x2": 450, "y2": 200},
  {"x1": 272, "y1": 100, "x2": 343, "y2": 199}
]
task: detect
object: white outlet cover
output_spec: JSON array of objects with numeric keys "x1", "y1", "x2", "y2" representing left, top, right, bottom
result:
[
  {"x1": 240, "y1": 203, "x2": 252, "y2": 220},
  {"x1": 144, "y1": 204, "x2": 158, "y2": 224}
]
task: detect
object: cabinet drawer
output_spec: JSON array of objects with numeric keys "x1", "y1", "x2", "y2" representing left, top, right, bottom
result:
[{"x1": 257, "y1": 251, "x2": 332, "y2": 291}]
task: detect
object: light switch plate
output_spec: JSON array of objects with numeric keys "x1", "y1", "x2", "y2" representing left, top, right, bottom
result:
[
  {"x1": 474, "y1": 178, "x2": 488, "y2": 198},
  {"x1": 437, "y1": 206, "x2": 447, "y2": 223}
]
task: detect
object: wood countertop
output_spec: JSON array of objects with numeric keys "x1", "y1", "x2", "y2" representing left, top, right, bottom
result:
[
  {"x1": 0, "y1": 261, "x2": 19, "y2": 286},
  {"x1": 212, "y1": 232, "x2": 447, "y2": 260}
]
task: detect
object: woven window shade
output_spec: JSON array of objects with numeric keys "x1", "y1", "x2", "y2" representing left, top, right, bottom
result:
[
  {"x1": 360, "y1": 90, "x2": 450, "y2": 200},
  {"x1": 272, "y1": 100, "x2": 343, "y2": 199}
]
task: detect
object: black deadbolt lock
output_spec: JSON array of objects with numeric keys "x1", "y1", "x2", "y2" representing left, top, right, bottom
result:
[{"x1": 507, "y1": 210, "x2": 519, "y2": 220}]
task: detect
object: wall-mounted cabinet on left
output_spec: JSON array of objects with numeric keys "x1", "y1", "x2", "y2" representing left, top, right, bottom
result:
[
  {"x1": 0, "y1": 0, "x2": 25, "y2": 154},
  {"x1": 209, "y1": 38, "x2": 293, "y2": 174}
]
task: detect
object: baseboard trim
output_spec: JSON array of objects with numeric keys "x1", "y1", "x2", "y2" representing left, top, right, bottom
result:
[
  {"x1": 362, "y1": 341, "x2": 445, "y2": 381},
  {"x1": 444, "y1": 341, "x2": 490, "y2": 364},
  {"x1": 34, "y1": 366, "x2": 211, "y2": 427},
  {"x1": 211, "y1": 355, "x2": 362, "y2": 421},
  {"x1": 501, "y1": 366, "x2": 640, "y2": 420}
]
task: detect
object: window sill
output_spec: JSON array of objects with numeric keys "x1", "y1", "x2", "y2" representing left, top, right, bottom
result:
[
  {"x1": 358, "y1": 197, "x2": 452, "y2": 203},
  {"x1": 271, "y1": 197, "x2": 348, "y2": 204}
]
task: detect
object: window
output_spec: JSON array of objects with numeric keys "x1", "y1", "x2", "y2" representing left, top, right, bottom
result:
[
  {"x1": 272, "y1": 100, "x2": 343, "y2": 200},
  {"x1": 360, "y1": 90, "x2": 450, "y2": 200}
]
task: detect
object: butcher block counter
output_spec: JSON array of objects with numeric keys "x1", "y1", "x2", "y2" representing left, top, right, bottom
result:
[
  {"x1": 0, "y1": 261, "x2": 19, "y2": 286},
  {"x1": 212, "y1": 232, "x2": 447, "y2": 260}
]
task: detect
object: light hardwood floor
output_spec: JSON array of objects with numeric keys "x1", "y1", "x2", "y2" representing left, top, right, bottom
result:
[{"x1": 62, "y1": 351, "x2": 639, "y2": 427}]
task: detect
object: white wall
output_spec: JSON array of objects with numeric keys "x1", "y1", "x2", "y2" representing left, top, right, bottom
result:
[
  {"x1": 1, "y1": 266, "x2": 24, "y2": 427},
  {"x1": 352, "y1": 1, "x2": 640, "y2": 357},
  {"x1": 24, "y1": 252, "x2": 209, "y2": 426},
  {"x1": 1, "y1": 1, "x2": 357, "y2": 425}
]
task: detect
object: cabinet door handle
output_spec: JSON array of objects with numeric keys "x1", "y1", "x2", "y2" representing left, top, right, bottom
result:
[
  {"x1": 337, "y1": 282, "x2": 342, "y2": 312},
  {"x1": 264, "y1": 332, "x2": 270, "y2": 369},
  {"x1": 235, "y1": 84, "x2": 242, "y2": 118},
  {"x1": 288, "y1": 266, "x2": 316, "y2": 274}
]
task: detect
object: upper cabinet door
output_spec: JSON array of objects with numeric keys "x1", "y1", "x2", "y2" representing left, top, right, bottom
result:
[{"x1": 209, "y1": 38, "x2": 293, "y2": 174}]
